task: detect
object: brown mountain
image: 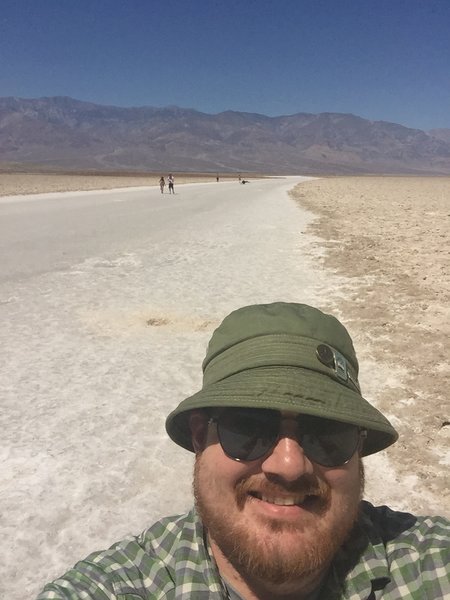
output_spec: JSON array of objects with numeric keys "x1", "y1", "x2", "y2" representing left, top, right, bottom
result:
[{"x1": 1, "y1": 96, "x2": 450, "y2": 175}]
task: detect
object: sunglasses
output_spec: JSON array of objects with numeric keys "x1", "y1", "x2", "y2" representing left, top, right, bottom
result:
[{"x1": 208, "y1": 408, "x2": 366, "y2": 467}]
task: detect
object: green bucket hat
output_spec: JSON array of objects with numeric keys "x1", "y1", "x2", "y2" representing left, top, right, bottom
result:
[{"x1": 165, "y1": 302, "x2": 398, "y2": 457}]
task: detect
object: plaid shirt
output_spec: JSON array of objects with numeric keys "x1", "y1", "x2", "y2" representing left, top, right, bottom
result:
[{"x1": 37, "y1": 501, "x2": 450, "y2": 600}]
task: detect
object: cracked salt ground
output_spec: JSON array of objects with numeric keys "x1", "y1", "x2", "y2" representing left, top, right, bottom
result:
[
  {"x1": 1, "y1": 176, "x2": 448, "y2": 599},
  {"x1": 2, "y1": 177, "x2": 331, "y2": 599}
]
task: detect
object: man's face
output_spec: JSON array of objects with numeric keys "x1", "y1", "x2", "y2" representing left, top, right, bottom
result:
[{"x1": 191, "y1": 410, "x2": 364, "y2": 586}]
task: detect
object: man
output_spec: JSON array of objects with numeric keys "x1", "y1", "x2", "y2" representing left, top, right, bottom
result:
[
  {"x1": 167, "y1": 173, "x2": 175, "y2": 194},
  {"x1": 37, "y1": 302, "x2": 449, "y2": 599}
]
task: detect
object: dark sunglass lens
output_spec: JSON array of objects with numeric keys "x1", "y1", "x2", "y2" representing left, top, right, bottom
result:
[
  {"x1": 217, "y1": 409, "x2": 279, "y2": 461},
  {"x1": 299, "y1": 417, "x2": 360, "y2": 467}
]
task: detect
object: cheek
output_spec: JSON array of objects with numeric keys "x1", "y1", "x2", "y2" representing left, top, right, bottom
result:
[
  {"x1": 322, "y1": 456, "x2": 362, "y2": 499},
  {"x1": 199, "y1": 443, "x2": 252, "y2": 492}
]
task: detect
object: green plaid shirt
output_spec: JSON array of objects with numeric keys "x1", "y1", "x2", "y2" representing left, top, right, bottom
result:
[{"x1": 37, "y1": 501, "x2": 450, "y2": 600}]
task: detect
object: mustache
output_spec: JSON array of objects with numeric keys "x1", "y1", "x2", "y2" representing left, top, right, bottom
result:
[{"x1": 235, "y1": 474, "x2": 331, "y2": 507}]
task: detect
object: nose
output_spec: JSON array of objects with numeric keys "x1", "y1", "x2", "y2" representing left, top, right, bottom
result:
[{"x1": 261, "y1": 434, "x2": 314, "y2": 481}]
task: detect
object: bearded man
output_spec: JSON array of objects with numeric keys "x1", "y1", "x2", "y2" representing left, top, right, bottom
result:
[{"x1": 37, "y1": 302, "x2": 450, "y2": 599}]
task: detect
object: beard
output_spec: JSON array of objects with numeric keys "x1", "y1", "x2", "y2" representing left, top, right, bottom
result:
[{"x1": 193, "y1": 455, "x2": 364, "y2": 586}]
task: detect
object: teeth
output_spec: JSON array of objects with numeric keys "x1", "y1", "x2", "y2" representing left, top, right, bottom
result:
[
  {"x1": 250, "y1": 491, "x2": 314, "y2": 506},
  {"x1": 260, "y1": 495, "x2": 305, "y2": 506}
]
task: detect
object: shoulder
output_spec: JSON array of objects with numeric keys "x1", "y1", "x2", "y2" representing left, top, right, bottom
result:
[
  {"x1": 37, "y1": 511, "x2": 207, "y2": 599},
  {"x1": 336, "y1": 504, "x2": 449, "y2": 599},
  {"x1": 361, "y1": 500, "x2": 450, "y2": 549},
  {"x1": 360, "y1": 501, "x2": 450, "y2": 586},
  {"x1": 136, "y1": 510, "x2": 202, "y2": 561}
]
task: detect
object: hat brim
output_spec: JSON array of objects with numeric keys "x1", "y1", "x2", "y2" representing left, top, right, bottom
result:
[{"x1": 165, "y1": 366, "x2": 398, "y2": 458}]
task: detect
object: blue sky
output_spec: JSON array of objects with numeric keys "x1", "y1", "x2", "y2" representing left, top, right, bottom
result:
[{"x1": 1, "y1": 0, "x2": 449, "y2": 130}]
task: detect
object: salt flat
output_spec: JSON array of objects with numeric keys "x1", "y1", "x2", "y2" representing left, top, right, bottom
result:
[
  {"x1": 1, "y1": 175, "x2": 448, "y2": 599},
  {"x1": 2, "y1": 176, "x2": 322, "y2": 598}
]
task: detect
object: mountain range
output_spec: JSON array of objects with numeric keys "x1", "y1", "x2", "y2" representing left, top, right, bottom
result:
[{"x1": 1, "y1": 96, "x2": 450, "y2": 175}]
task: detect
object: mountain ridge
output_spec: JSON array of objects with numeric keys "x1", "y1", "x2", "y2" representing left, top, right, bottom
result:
[{"x1": 1, "y1": 96, "x2": 450, "y2": 175}]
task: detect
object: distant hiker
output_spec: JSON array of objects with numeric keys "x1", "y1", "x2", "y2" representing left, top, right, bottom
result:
[
  {"x1": 168, "y1": 174, "x2": 175, "y2": 194},
  {"x1": 216, "y1": 175, "x2": 219, "y2": 182},
  {"x1": 159, "y1": 176, "x2": 165, "y2": 194}
]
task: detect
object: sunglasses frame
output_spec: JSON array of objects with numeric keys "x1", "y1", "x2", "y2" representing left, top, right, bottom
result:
[{"x1": 208, "y1": 408, "x2": 367, "y2": 468}]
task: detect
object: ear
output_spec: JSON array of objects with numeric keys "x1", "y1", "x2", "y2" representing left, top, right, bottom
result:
[{"x1": 188, "y1": 410, "x2": 209, "y2": 453}]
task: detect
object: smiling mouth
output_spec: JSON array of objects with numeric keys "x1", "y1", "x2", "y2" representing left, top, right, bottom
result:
[{"x1": 249, "y1": 491, "x2": 317, "y2": 507}]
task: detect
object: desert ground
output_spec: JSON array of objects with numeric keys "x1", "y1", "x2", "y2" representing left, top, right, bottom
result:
[
  {"x1": 291, "y1": 176, "x2": 449, "y2": 514},
  {"x1": 2, "y1": 172, "x2": 448, "y2": 518},
  {"x1": 0, "y1": 171, "x2": 243, "y2": 196},
  {"x1": 2, "y1": 173, "x2": 449, "y2": 599}
]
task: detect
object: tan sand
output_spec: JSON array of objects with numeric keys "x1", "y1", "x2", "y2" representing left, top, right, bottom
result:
[
  {"x1": 0, "y1": 172, "x2": 241, "y2": 196},
  {"x1": 291, "y1": 176, "x2": 449, "y2": 514}
]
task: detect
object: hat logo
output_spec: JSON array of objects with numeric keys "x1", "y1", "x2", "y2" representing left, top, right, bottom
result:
[{"x1": 316, "y1": 344, "x2": 348, "y2": 382}]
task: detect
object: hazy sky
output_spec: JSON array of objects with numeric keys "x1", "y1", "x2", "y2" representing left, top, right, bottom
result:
[{"x1": 1, "y1": 0, "x2": 449, "y2": 130}]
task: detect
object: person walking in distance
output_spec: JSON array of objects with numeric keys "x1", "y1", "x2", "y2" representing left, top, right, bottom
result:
[
  {"x1": 159, "y1": 176, "x2": 165, "y2": 194},
  {"x1": 168, "y1": 173, "x2": 175, "y2": 194}
]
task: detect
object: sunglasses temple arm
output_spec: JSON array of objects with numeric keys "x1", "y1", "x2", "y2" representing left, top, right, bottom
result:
[{"x1": 359, "y1": 429, "x2": 368, "y2": 452}]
